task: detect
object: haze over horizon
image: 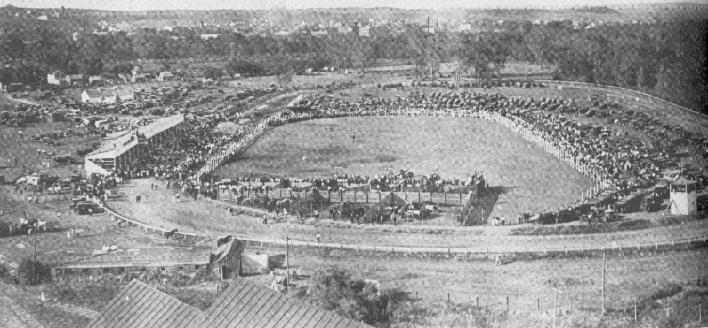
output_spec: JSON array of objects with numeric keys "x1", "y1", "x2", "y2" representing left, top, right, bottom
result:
[{"x1": 0, "y1": 0, "x2": 705, "y2": 11}]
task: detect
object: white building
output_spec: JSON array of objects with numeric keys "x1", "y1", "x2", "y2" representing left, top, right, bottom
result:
[
  {"x1": 670, "y1": 178, "x2": 697, "y2": 215},
  {"x1": 81, "y1": 88, "x2": 134, "y2": 104},
  {"x1": 47, "y1": 72, "x2": 66, "y2": 85},
  {"x1": 157, "y1": 71, "x2": 174, "y2": 82}
]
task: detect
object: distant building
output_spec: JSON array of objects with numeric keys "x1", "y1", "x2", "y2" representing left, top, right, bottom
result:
[
  {"x1": 157, "y1": 71, "x2": 174, "y2": 82},
  {"x1": 47, "y1": 71, "x2": 66, "y2": 85},
  {"x1": 80, "y1": 88, "x2": 134, "y2": 104},
  {"x1": 88, "y1": 75, "x2": 104, "y2": 86},
  {"x1": 358, "y1": 25, "x2": 371, "y2": 37},
  {"x1": 65, "y1": 74, "x2": 84, "y2": 86},
  {"x1": 131, "y1": 73, "x2": 147, "y2": 83},
  {"x1": 199, "y1": 33, "x2": 220, "y2": 40}
]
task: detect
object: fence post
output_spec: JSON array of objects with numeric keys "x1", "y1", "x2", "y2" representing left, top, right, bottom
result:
[
  {"x1": 537, "y1": 298, "x2": 540, "y2": 311},
  {"x1": 476, "y1": 296, "x2": 479, "y2": 307},
  {"x1": 699, "y1": 303, "x2": 702, "y2": 324},
  {"x1": 634, "y1": 301, "x2": 637, "y2": 321}
]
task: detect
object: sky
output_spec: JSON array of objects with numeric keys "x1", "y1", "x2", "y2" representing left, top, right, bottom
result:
[{"x1": 0, "y1": 0, "x2": 704, "y2": 11}]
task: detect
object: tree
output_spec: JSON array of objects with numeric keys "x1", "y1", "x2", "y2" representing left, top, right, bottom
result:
[
  {"x1": 297, "y1": 268, "x2": 410, "y2": 327},
  {"x1": 459, "y1": 32, "x2": 511, "y2": 80},
  {"x1": 276, "y1": 71, "x2": 294, "y2": 88},
  {"x1": 16, "y1": 258, "x2": 51, "y2": 286}
]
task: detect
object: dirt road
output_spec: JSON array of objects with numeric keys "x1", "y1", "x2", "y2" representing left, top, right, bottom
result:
[{"x1": 109, "y1": 179, "x2": 708, "y2": 254}]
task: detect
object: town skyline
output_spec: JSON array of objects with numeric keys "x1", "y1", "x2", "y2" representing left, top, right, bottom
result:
[{"x1": 1, "y1": 0, "x2": 705, "y2": 11}]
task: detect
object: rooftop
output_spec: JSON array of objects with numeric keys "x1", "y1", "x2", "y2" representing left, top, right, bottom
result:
[
  {"x1": 87, "y1": 280, "x2": 205, "y2": 328},
  {"x1": 86, "y1": 114, "x2": 184, "y2": 159},
  {"x1": 88, "y1": 279, "x2": 370, "y2": 328}
]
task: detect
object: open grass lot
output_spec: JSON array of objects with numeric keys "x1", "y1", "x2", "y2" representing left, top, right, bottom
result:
[
  {"x1": 215, "y1": 116, "x2": 593, "y2": 218},
  {"x1": 283, "y1": 247, "x2": 708, "y2": 327},
  {"x1": 0, "y1": 186, "x2": 195, "y2": 267}
]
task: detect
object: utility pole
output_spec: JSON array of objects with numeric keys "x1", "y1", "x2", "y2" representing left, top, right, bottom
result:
[
  {"x1": 285, "y1": 235, "x2": 289, "y2": 293},
  {"x1": 602, "y1": 249, "x2": 607, "y2": 315},
  {"x1": 32, "y1": 224, "x2": 37, "y2": 283},
  {"x1": 553, "y1": 287, "x2": 558, "y2": 328}
]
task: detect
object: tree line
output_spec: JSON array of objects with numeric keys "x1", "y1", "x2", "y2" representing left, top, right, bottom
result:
[{"x1": 0, "y1": 19, "x2": 705, "y2": 112}]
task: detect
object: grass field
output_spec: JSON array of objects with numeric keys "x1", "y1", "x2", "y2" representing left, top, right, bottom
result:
[
  {"x1": 214, "y1": 116, "x2": 593, "y2": 218},
  {"x1": 282, "y1": 247, "x2": 708, "y2": 328}
]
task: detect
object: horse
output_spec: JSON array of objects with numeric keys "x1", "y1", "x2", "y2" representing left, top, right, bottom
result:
[{"x1": 164, "y1": 229, "x2": 178, "y2": 239}]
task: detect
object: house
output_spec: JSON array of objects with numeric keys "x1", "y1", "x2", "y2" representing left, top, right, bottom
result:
[
  {"x1": 202, "y1": 279, "x2": 369, "y2": 328},
  {"x1": 81, "y1": 89, "x2": 103, "y2": 104},
  {"x1": 196, "y1": 77, "x2": 214, "y2": 85},
  {"x1": 208, "y1": 236, "x2": 245, "y2": 279},
  {"x1": 81, "y1": 88, "x2": 134, "y2": 104},
  {"x1": 88, "y1": 75, "x2": 104, "y2": 86},
  {"x1": 88, "y1": 279, "x2": 370, "y2": 328},
  {"x1": 6, "y1": 83, "x2": 26, "y2": 92},
  {"x1": 358, "y1": 25, "x2": 370, "y2": 37},
  {"x1": 65, "y1": 74, "x2": 84, "y2": 86},
  {"x1": 47, "y1": 71, "x2": 66, "y2": 85},
  {"x1": 199, "y1": 33, "x2": 220, "y2": 40},
  {"x1": 131, "y1": 73, "x2": 147, "y2": 83},
  {"x1": 117, "y1": 73, "x2": 130, "y2": 83},
  {"x1": 86, "y1": 280, "x2": 205, "y2": 328},
  {"x1": 157, "y1": 71, "x2": 174, "y2": 82}
]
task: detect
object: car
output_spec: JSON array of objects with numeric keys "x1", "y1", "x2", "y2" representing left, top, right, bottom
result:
[{"x1": 72, "y1": 201, "x2": 104, "y2": 215}]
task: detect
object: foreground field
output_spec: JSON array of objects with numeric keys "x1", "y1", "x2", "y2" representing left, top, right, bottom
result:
[
  {"x1": 215, "y1": 116, "x2": 592, "y2": 218},
  {"x1": 281, "y1": 247, "x2": 708, "y2": 328}
]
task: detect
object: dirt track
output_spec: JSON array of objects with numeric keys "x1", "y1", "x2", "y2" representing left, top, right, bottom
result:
[{"x1": 108, "y1": 179, "x2": 708, "y2": 253}]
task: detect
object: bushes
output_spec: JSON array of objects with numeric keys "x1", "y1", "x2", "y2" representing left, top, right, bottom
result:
[
  {"x1": 298, "y1": 268, "x2": 411, "y2": 327},
  {"x1": 16, "y1": 258, "x2": 52, "y2": 285}
]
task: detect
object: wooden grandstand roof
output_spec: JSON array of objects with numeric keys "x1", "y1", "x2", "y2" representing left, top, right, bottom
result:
[
  {"x1": 86, "y1": 280, "x2": 204, "y2": 328},
  {"x1": 203, "y1": 279, "x2": 368, "y2": 328}
]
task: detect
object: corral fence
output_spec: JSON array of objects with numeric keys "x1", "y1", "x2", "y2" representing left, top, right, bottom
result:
[{"x1": 219, "y1": 188, "x2": 468, "y2": 206}]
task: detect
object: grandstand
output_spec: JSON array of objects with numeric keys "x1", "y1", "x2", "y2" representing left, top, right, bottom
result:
[{"x1": 84, "y1": 114, "x2": 185, "y2": 176}]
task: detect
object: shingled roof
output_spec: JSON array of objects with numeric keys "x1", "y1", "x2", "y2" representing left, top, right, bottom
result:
[
  {"x1": 203, "y1": 279, "x2": 367, "y2": 328},
  {"x1": 86, "y1": 280, "x2": 204, "y2": 328},
  {"x1": 89, "y1": 279, "x2": 369, "y2": 328}
]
